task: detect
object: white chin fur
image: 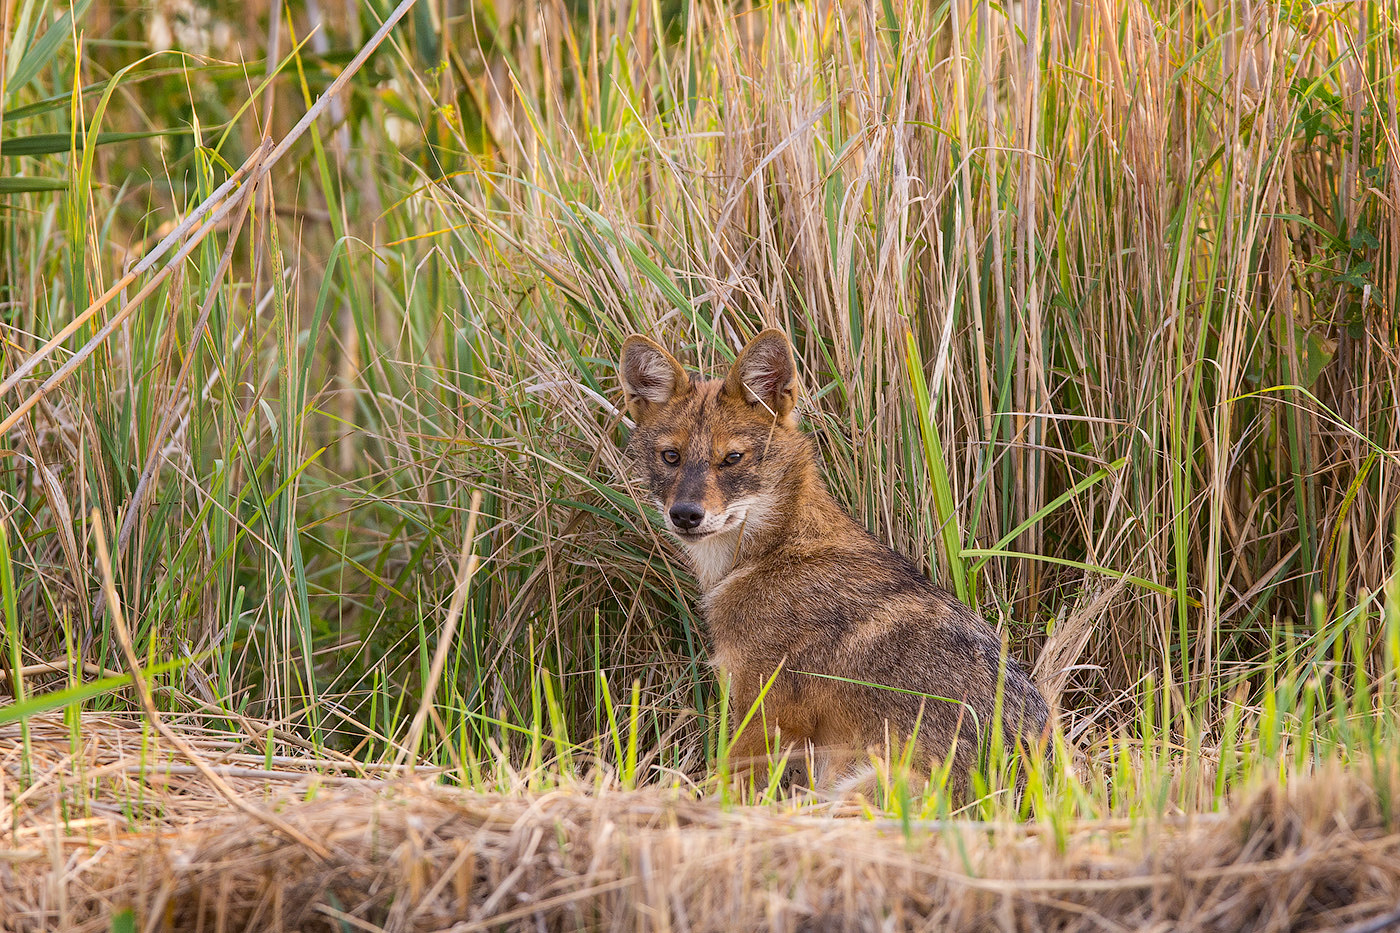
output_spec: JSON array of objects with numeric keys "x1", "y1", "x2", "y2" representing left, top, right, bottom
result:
[
  {"x1": 678, "y1": 530, "x2": 743, "y2": 592},
  {"x1": 663, "y1": 498, "x2": 769, "y2": 591}
]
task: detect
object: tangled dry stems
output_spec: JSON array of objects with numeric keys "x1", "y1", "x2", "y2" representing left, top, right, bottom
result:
[{"x1": 3, "y1": 714, "x2": 1399, "y2": 932}]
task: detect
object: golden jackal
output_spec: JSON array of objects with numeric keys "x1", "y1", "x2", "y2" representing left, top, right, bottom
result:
[{"x1": 619, "y1": 329, "x2": 1048, "y2": 791}]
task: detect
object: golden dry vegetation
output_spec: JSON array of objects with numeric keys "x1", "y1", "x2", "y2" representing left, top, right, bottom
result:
[{"x1": 2, "y1": 0, "x2": 1399, "y2": 928}]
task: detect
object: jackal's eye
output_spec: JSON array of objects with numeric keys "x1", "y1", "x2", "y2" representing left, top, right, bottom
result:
[
  {"x1": 661, "y1": 449, "x2": 681, "y2": 465},
  {"x1": 721, "y1": 451, "x2": 743, "y2": 466}
]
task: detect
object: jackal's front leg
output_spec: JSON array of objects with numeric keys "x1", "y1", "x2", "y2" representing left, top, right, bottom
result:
[
  {"x1": 720, "y1": 676, "x2": 814, "y2": 790},
  {"x1": 722, "y1": 714, "x2": 777, "y2": 781}
]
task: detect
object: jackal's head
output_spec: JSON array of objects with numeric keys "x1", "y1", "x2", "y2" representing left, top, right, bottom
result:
[{"x1": 619, "y1": 330, "x2": 811, "y2": 552}]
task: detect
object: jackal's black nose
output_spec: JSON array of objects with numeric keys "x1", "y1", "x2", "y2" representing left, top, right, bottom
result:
[{"x1": 669, "y1": 502, "x2": 705, "y2": 531}]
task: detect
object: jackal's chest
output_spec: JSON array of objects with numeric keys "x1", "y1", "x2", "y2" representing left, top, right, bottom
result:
[
  {"x1": 702, "y1": 615, "x2": 790, "y2": 699},
  {"x1": 698, "y1": 579, "x2": 814, "y2": 671},
  {"x1": 679, "y1": 530, "x2": 746, "y2": 593}
]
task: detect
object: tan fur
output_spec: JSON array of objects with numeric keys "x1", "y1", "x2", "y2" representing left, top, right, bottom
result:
[{"x1": 620, "y1": 330, "x2": 1049, "y2": 794}]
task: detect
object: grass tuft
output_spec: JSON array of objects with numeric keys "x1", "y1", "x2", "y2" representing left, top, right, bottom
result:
[{"x1": 0, "y1": 0, "x2": 1397, "y2": 831}]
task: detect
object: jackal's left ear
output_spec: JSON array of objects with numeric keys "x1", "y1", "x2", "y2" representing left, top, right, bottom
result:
[{"x1": 723, "y1": 329, "x2": 798, "y2": 421}]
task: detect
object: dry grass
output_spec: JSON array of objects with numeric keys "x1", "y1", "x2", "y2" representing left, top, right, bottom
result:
[
  {"x1": 3, "y1": 3, "x2": 1400, "y2": 926},
  {"x1": 5, "y1": 0, "x2": 1399, "y2": 743},
  {"x1": 4, "y1": 712, "x2": 1400, "y2": 932}
]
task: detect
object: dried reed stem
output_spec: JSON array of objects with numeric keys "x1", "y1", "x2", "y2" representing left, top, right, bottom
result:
[
  {"x1": 397, "y1": 489, "x2": 485, "y2": 774},
  {"x1": 91, "y1": 508, "x2": 334, "y2": 861}
]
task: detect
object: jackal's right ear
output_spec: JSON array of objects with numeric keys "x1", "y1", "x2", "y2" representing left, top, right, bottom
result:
[{"x1": 620, "y1": 335, "x2": 690, "y2": 420}]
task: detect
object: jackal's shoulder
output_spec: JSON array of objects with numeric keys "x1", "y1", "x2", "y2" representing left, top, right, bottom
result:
[{"x1": 704, "y1": 512, "x2": 945, "y2": 632}]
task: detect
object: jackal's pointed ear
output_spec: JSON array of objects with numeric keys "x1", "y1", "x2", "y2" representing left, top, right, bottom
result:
[
  {"x1": 620, "y1": 335, "x2": 690, "y2": 420},
  {"x1": 723, "y1": 329, "x2": 798, "y2": 421}
]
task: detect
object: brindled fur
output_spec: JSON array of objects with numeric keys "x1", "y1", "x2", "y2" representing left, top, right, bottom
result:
[{"x1": 619, "y1": 329, "x2": 1049, "y2": 792}]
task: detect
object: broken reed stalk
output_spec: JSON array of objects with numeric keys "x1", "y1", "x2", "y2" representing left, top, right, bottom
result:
[
  {"x1": 90, "y1": 508, "x2": 334, "y2": 861},
  {"x1": 0, "y1": 0, "x2": 422, "y2": 438},
  {"x1": 0, "y1": 145, "x2": 266, "y2": 401},
  {"x1": 112, "y1": 169, "x2": 259, "y2": 561},
  {"x1": 396, "y1": 489, "x2": 486, "y2": 775},
  {"x1": 80, "y1": 165, "x2": 262, "y2": 630},
  {"x1": 0, "y1": 659, "x2": 125, "y2": 682}
]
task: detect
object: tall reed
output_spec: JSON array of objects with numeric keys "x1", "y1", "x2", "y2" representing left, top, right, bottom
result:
[{"x1": 0, "y1": 0, "x2": 1396, "y2": 799}]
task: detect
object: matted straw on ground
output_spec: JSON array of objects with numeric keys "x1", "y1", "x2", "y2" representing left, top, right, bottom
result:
[{"x1": 3, "y1": 713, "x2": 1400, "y2": 932}]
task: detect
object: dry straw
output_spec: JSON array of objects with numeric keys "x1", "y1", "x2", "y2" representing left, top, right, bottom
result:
[{"x1": 3, "y1": 709, "x2": 1399, "y2": 933}]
